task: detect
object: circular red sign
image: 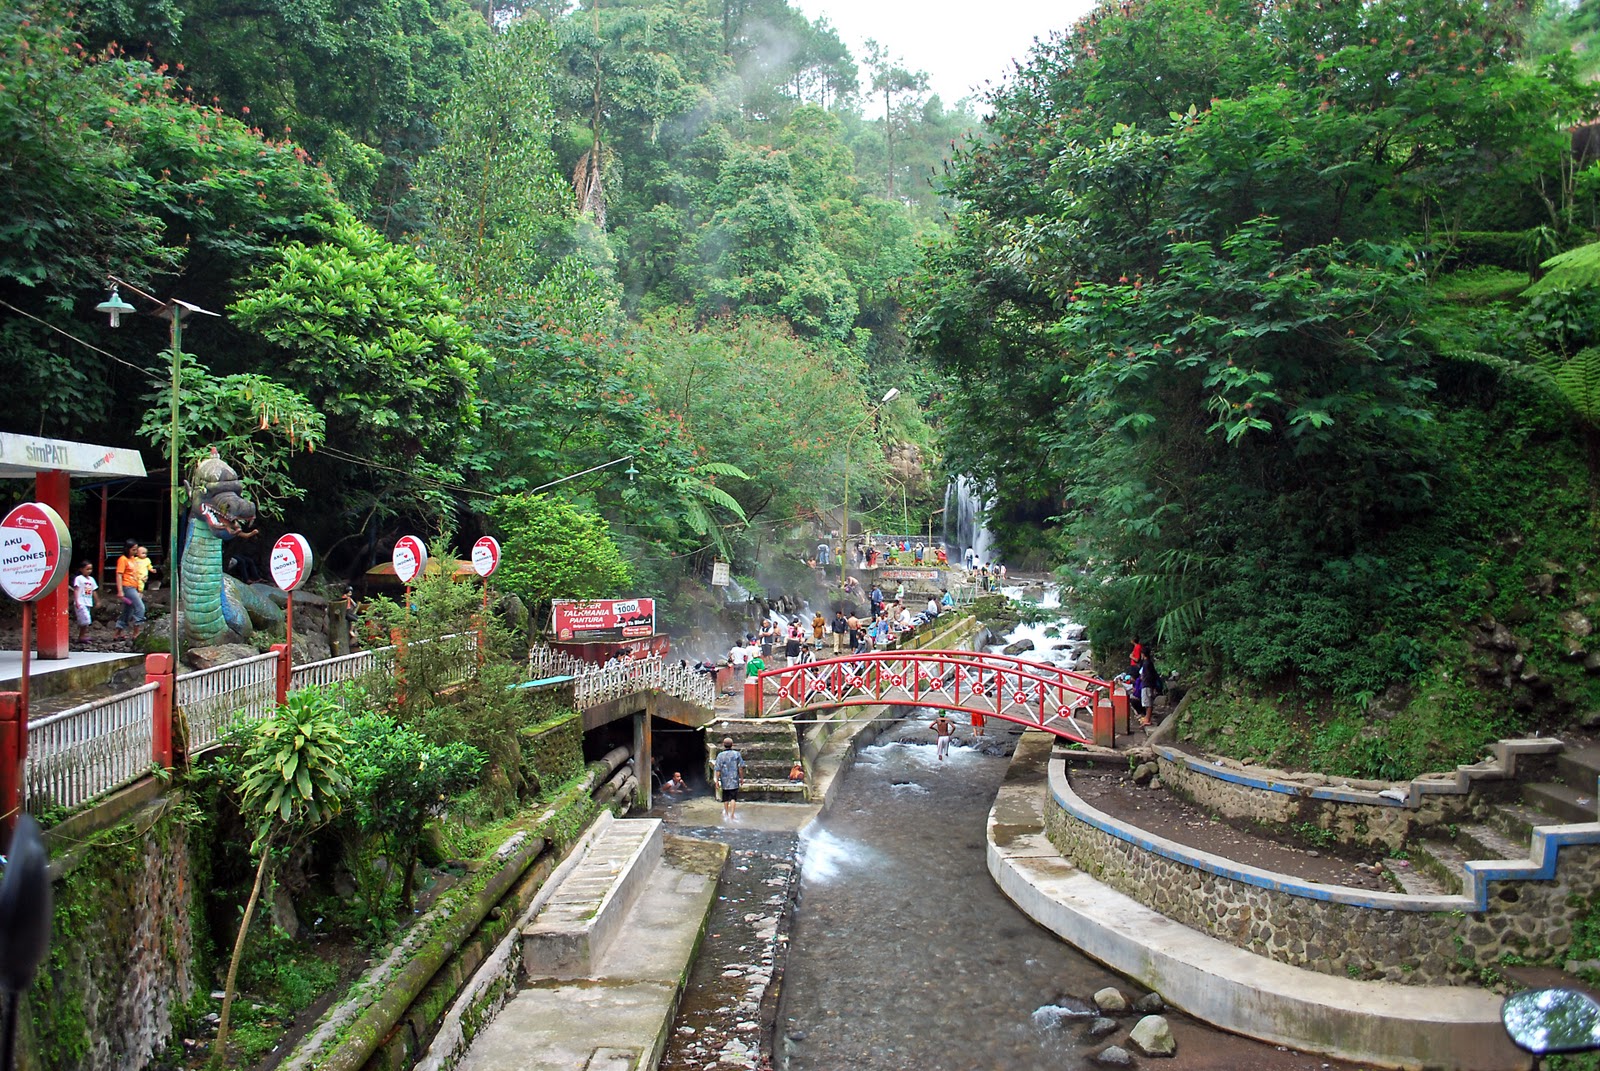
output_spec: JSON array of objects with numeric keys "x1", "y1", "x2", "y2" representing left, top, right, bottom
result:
[
  {"x1": 0, "y1": 503, "x2": 71, "y2": 603},
  {"x1": 471, "y1": 536, "x2": 500, "y2": 578},
  {"x1": 392, "y1": 536, "x2": 428, "y2": 584},
  {"x1": 270, "y1": 533, "x2": 313, "y2": 592}
]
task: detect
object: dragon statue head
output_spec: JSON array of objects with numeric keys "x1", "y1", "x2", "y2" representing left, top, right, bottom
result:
[{"x1": 188, "y1": 447, "x2": 258, "y2": 538}]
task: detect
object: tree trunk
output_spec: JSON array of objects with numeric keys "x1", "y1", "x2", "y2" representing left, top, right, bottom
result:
[{"x1": 211, "y1": 840, "x2": 273, "y2": 1068}]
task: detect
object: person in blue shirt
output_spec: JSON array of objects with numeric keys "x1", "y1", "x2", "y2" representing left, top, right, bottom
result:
[{"x1": 714, "y1": 738, "x2": 746, "y2": 819}]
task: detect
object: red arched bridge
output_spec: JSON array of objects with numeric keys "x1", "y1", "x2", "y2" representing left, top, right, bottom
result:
[{"x1": 754, "y1": 651, "x2": 1126, "y2": 746}]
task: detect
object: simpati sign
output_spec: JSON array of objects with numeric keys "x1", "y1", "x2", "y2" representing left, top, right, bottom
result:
[
  {"x1": 471, "y1": 536, "x2": 500, "y2": 578},
  {"x1": 552, "y1": 598, "x2": 656, "y2": 641},
  {"x1": 392, "y1": 536, "x2": 428, "y2": 584},
  {"x1": 270, "y1": 534, "x2": 313, "y2": 592},
  {"x1": 0, "y1": 502, "x2": 70, "y2": 602}
]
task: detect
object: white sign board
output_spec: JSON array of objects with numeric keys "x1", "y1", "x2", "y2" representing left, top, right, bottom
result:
[
  {"x1": 270, "y1": 533, "x2": 313, "y2": 592},
  {"x1": 0, "y1": 433, "x2": 147, "y2": 479},
  {"x1": 392, "y1": 536, "x2": 428, "y2": 584},
  {"x1": 0, "y1": 502, "x2": 71, "y2": 602},
  {"x1": 471, "y1": 536, "x2": 501, "y2": 578},
  {"x1": 711, "y1": 561, "x2": 731, "y2": 587}
]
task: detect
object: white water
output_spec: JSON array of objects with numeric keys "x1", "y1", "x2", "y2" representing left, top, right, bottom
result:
[
  {"x1": 944, "y1": 476, "x2": 998, "y2": 567},
  {"x1": 988, "y1": 584, "x2": 1093, "y2": 673}
]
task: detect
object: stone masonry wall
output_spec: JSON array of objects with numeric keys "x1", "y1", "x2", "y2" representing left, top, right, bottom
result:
[
  {"x1": 25, "y1": 798, "x2": 198, "y2": 1071},
  {"x1": 1047, "y1": 767, "x2": 1600, "y2": 986},
  {"x1": 1155, "y1": 754, "x2": 1479, "y2": 852}
]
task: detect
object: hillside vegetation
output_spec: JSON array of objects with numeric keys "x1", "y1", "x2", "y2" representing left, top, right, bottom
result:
[{"x1": 916, "y1": 0, "x2": 1600, "y2": 777}]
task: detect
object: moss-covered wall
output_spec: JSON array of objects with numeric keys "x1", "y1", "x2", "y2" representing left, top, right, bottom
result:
[
  {"x1": 519, "y1": 681, "x2": 583, "y2": 793},
  {"x1": 24, "y1": 798, "x2": 200, "y2": 1071}
]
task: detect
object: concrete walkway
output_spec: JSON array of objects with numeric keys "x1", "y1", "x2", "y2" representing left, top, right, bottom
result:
[
  {"x1": 454, "y1": 835, "x2": 726, "y2": 1071},
  {"x1": 988, "y1": 732, "x2": 1531, "y2": 1071}
]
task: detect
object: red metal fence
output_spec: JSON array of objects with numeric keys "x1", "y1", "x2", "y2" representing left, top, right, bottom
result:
[{"x1": 753, "y1": 651, "x2": 1127, "y2": 745}]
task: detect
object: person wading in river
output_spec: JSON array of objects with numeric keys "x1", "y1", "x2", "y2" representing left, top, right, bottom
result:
[
  {"x1": 715, "y1": 737, "x2": 746, "y2": 820},
  {"x1": 930, "y1": 714, "x2": 956, "y2": 761}
]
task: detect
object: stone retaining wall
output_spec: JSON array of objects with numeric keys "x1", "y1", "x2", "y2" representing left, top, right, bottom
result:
[
  {"x1": 26, "y1": 795, "x2": 198, "y2": 1071},
  {"x1": 1153, "y1": 739, "x2": 1559, "y2": 852},
  {"x1": 1047, "y1": 757, "x2": 1600, "y2": 986}
]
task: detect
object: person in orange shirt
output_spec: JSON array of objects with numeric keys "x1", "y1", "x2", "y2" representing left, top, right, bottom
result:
[{"x1": 114, "y1": 540, "x2": 145, "y2": 641}]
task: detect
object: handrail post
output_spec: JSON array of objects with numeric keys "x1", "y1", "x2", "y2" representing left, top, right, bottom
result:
[
  {"x1": 271, "y1": 643, "x2": 290, "y2": 708},
  {"x1": 0, "y1": 692, "x2": 20, "y2": 839},
  {"x1": 146, "y1": 653, "x2": 175, "y2": 771}
]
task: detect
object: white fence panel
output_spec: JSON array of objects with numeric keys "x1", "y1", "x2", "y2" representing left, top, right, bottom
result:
[
  {"x1": 27, "y1": 683, "x2": 158, "y2": 812},
  {"x1": 289, "y1": 647, "x2": 396, "y2": 694},
  {"x1": 177, "y1": 651, "x2": 281, "y2": 754},
  {"x1": 527, "y1": 646, "x2": 715, "y2": 711}
]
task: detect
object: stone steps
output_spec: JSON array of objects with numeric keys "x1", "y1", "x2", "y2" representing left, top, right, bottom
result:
[
  {"x1": 1489, "y1": 800, "x2": 1562, "y2": 843},
  {"x1": 1412, "y1": 839, "x2": 1473, "y2": 895},
  {"x1": 522, "y1": 813, "x2": 663, "y2": 980},
  {"x1": 1557, "y1": 744, "x2": 1600, "y2": 792},
  {"x1": 1382, "y1": 857, "x2": 1449, "y2": 896},
  {"x1": 1454, "y1": 821, "x2": 1526, "y2": 862},
  {"x1": 707, "y1": 717, "x2": 808, "y2": 800},
  {"x1": 1522, "y1": 780, "x2": 1596, "y2": 824},
  {"x1": 736, "y1": 777, "x2": 808, "y2": 803}
]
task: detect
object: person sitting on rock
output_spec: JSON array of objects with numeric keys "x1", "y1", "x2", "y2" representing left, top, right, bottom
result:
[{"x1": 664, "y1": 772, "x2": 688, "y2": 795}]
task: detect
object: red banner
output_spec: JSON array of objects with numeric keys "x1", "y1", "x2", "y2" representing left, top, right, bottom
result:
[{"x1": 553, "y1": 598, "x2": 656, "y2": 641}]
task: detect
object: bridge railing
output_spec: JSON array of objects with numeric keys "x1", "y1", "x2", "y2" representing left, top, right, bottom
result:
[
  {"x1": 528, "y1": 645, "x2": 716, "y2": 711},
  {"x1": 757, "y1": 650, "x2": 1115, "y2": 745}
]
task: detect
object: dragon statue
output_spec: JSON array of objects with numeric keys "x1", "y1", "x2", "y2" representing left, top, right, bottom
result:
[{"x1": 181, "y1": 449, "x2": 282, "y2": 647}]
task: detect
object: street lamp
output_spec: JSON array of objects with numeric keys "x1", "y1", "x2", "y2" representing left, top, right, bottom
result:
[
  {"x1": 97, "y1": 279, "x2": 219, "y2": 666},
  {"x1": 841, "y1": 388, "x2": 899, "y2": 586}
]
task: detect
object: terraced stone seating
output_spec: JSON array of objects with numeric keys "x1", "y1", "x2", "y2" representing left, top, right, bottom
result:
[
  {"x1": 1386, "y1": 743, "x2": 1600, "y2": 897},
  {"x1": 707, "y1": 717, "x2": 809, "y2": 803},
  {"x1": 522, "y1": 813, "x2": 663, "y2": 979}
]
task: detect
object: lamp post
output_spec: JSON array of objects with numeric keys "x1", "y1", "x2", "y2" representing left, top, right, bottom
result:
[
  {"x1": 97, "y1": 280, "x2": 219, "y2": 666},
  {"x1": 841, "y1": 388, "x2": 899, "y2": 586}
]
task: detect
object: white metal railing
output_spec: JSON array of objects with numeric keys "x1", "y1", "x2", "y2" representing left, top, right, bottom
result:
[
  {"x1": 290, "y1": 647, "x2": 387, "y2": 693},
  {"x1": 527, "y1": 646, "x2": 716, "y2": 710},
  {"x1": 27, "y1": 682, "x2": 159, "y2": 812},
  {"x1": 177, "y1": 650, "x2": 282, "y2": 755}
]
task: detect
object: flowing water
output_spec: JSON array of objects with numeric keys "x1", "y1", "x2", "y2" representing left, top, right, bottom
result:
[
  {"x1": 943, "y1": 476, "x2": 997, "y2": 567},
  {"x1": 774, "y1": 722, "x2": 1357, "y2": 1071}
]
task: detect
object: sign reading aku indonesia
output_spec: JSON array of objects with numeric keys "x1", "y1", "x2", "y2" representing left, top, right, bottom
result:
[
  {"x1": 471, "y1": 536, "x2": 500, "y2": 578},
  {"x1": 392, "y1": 536, "x2": 428, "y2": 584},
  {"x1": 270, "y1": 533, "x2": 313, "y2": 592},
  {"x1": 553, "y1": 598, "x2": 656, "y2": 641},
  {"x1": 0, "y1": 502, "x2": 70, "y2": 602}
]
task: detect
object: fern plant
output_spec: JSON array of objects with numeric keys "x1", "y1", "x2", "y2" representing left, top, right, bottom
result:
[{"x1": 1446, "y1": 343, "x2": 1600, "y2": 521}]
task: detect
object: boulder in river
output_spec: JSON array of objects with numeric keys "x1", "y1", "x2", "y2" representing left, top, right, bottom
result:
[
  {"x1": 1004, "y1": 638, "x2": 1036, "y2": 655},
  {"x1": 1133, "y1": 992, "x2": 1165, "y2": 1013},
  {"x1": 1093, "y1": 986, "x2": 1128, "y2": 1013},
  {"x1": 1130, "y1": 1014, "x2": 1176, "y2": 1057},
  {"x1": 1092, "y1": 1045, "x2": 1134, "y2": 1067},
  {"x1": 1087, "y1": 1017, "x2": 1120, "y2": 1039}
]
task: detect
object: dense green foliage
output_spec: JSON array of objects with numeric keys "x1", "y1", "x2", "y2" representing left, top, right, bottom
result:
[
  {"x1": 3, "y1": 0, "x2": 968, "y2": 606},
  {"x1": 918, "y1": 0, "x2": 1600, "y2": 769}
]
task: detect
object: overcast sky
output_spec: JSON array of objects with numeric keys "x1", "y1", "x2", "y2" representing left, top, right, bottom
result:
[{"x1": 791, "y1": 0, "x2": 1097, "y2": 104}]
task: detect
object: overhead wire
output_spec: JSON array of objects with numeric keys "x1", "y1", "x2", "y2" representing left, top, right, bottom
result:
[{"x1": 0, "y1": 298, "x2": 163, "y2": 377}]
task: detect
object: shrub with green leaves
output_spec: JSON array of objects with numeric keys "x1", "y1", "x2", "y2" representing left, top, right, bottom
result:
[{"x1": 341, "y1": 711, "x2": 484, "y2": 917}]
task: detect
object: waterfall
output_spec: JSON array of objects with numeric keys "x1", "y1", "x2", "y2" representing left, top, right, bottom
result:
[{"x1": 944, "y1": 476, "x2": 998, "y2": 567}]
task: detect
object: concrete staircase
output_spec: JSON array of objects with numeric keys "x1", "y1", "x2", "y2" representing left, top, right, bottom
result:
[
  {"x1": 1384, "y1": 745, "x2": 1600, "y2": 897},
  {"x1": 522, "y1": 813, "x2": 663, "y2": 979},
  {"x1": 453, "y1": 814, "x2": 726, "y2": 1071},
  {"x1": 706, "y1": 718, "x2": 809, "y2": 803}
]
